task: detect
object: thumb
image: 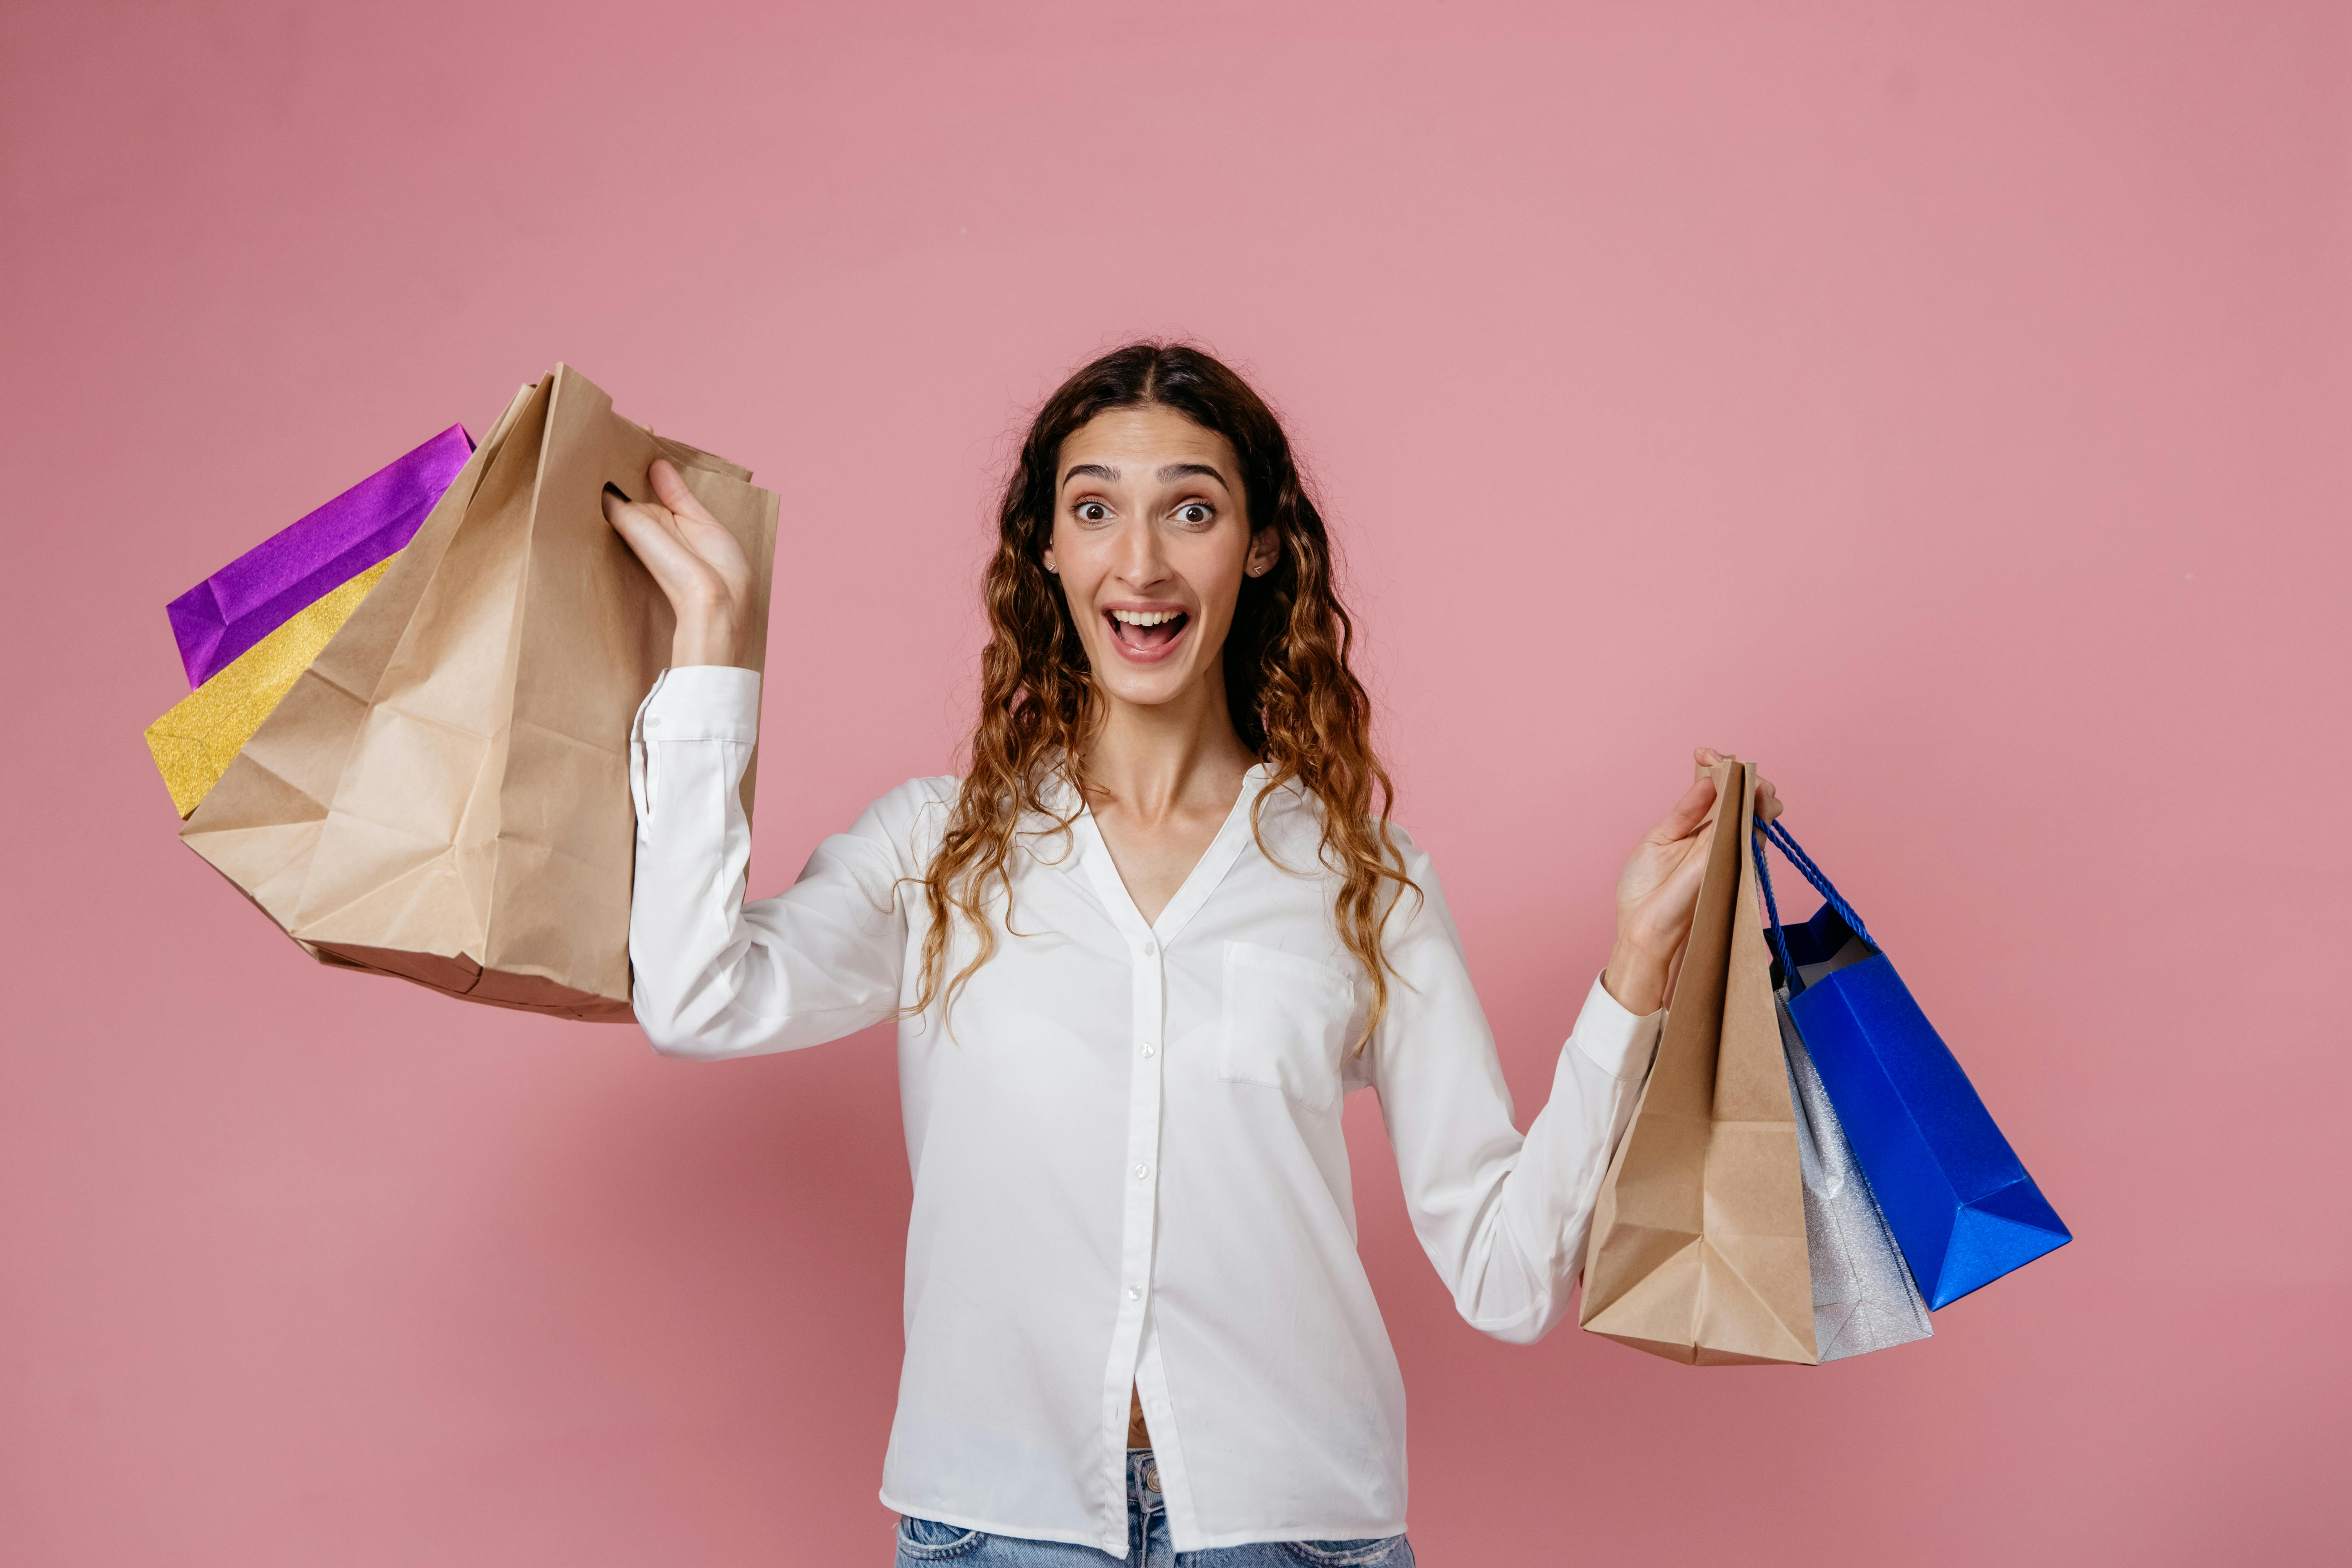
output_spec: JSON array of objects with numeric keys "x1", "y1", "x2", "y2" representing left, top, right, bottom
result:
[
  {"x1": 648, "y1": 457, "x2": 720, "y2": 525},
  {"x1": 1650, "y1": 773, "x2": 1718, "y2": 845}
]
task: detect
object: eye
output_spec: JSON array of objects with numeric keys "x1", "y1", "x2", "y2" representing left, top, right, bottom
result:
[
  {"x1": 1175, "y1": 502, "x2": 1215, "y2": 526},
  {"x1": 1074, "y1": 501, "x2": 1111, "y2": 523}
]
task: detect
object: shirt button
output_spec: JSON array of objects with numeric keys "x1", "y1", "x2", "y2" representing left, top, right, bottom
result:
[
  {"x1": 1140, "y1": 940, "x2": 1156, "y2": 957},
  {"x1": 1133, "y1": 1162, "x2": 1149, "y2": 1180},
  {"x1": 1128, "y1": 1285, "x2": 1143, "y2": 1301},
  {"x1": 646, "y1": 717, "x2": 660, "y2": 731},
  {"x1": 1141, "y1": 1044, "x2": 1156, "y2": 1058}
]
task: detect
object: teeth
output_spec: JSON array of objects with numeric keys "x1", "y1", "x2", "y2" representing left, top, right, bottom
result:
[{"x1": 1110, "y1": 609, "x2": 1182, "y2": 626}]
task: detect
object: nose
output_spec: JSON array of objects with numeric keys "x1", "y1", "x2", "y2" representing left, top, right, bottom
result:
[{"x1": 1111, "y1": 516, "x2": 1173, "y2": 591}]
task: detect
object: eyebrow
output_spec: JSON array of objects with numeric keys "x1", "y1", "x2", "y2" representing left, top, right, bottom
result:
[
  {"x1": 1058, "y1": 460, "x2": 1235, "y2": 492},
  {"x1": 1157, "y1": 463, "x2": 1232, "y2": 491}
]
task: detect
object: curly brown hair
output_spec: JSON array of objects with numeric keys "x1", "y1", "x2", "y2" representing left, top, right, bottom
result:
[{"x1": 911, "y1": 342, "x2": 1417, "y2": 1049}]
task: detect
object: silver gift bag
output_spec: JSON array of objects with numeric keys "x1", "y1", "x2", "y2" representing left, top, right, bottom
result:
[{"x1": 1777, "y1": 993, "x2": 1935, "y2": 1361}]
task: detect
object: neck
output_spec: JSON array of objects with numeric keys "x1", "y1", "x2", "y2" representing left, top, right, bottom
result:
[{"x1": 1079, "y1": 667, "x2": 1257, "y2": 823}]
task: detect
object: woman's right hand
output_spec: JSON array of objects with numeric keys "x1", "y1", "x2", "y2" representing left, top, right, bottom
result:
[
  {"x1": 603, "y1": 457, "x2": 755, "y2": 668},
  {"x1": 1601, "y1": 748, "x2": 1782, "y2": 1016}
]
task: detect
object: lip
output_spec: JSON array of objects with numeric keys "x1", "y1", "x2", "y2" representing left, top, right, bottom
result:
[{"x1": 1100, "y1": 603, "x2": 1192, "y2": 666}]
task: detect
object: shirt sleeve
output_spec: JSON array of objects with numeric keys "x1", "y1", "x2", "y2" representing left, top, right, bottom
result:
[
  {"x1": 626, "y1": 664, "x2": 947, "y2": 1060},
  {"x1": 1366, "y1": 833, "x2": 1662, "y2": 1345}
]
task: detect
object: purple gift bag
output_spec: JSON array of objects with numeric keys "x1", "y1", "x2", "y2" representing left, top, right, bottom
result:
[{"x1": 166, "y1": 424, "x2": 474, "y2": 688}]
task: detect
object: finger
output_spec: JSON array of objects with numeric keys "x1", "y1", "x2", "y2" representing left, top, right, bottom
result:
[
  {"x1": 1651, "y1": 774, "x2": 1717, "y2": 844},
  {"x1": 601, "y1": 487, "x2": 677, "y2": 553},
  {"x1": 648, "y1": 457, "x2": 722, "y2": 526},
  {"x1": 601, "y1": 483, "x2": 656, "y2": 528},
  {"x1": 603, "y1": 491, "x2": 710, "y2": 590},
  {"x1": 1755, "y1": 777, "x2": 1784, "y2": 824}
]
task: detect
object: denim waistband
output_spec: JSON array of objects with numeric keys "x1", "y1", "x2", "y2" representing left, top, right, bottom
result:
[{"x1": 1124, "y1": 1448, "x2": 1164, "y2": 1520}]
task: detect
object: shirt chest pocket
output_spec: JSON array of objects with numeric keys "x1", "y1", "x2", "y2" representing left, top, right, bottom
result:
[{"x1": 1218, "y1": 941, "x2": 1357, "y2": 1114}]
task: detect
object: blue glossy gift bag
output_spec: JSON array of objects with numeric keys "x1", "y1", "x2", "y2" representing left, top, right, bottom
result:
[{"x1": 1755, "y1": 820, "x2": 2070, "y2": 1309}]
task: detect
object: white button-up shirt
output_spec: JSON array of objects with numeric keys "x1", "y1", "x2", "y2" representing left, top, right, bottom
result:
[{"x1": 627, "y1": 666, "x2": 1662, "y2": 1555}]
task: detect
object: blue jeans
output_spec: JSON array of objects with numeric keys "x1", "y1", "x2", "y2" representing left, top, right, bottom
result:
[{"x1": 892, "y1": 1450, "x2": 1414, "y2": 1567}]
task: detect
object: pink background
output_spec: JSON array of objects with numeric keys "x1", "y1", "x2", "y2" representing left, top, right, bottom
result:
[{"x1": 4, "y1": 2, "x2": 2345, "y2": 1563}]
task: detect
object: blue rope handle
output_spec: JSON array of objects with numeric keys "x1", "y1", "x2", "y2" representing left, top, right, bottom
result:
[
  {"x1": 1752, "y1": 824, "x2": 1799, "y2": 993},
  {"x1": 1760, "y1": 816, "x2": 1876, "y2": 950}
]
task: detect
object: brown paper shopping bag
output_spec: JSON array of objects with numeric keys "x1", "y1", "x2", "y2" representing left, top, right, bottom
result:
[
  {"x1": 180, "y1": 364, "x2": 779, "y2": 1021},
  {"x1": 1579, "y1": 759, "x2": 1817, "y2": 1364}
]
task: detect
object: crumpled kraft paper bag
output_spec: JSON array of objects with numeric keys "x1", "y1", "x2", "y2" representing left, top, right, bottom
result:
[
  {"x1": 1578, "y1": 759, "x2": 1817, "y2": 1365},
  {"x1": 180, "y1": 364, "x2": 778, "y2": 1021}
]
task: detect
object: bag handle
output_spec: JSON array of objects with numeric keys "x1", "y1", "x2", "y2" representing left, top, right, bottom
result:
[{"x1": 1751, "y1": 815, "x2": 1876, "y2": 996}]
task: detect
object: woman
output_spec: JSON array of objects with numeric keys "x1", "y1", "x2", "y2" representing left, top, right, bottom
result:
[{"x1": 604, "y1": 343, "x2": 1775, "y2": 1566}]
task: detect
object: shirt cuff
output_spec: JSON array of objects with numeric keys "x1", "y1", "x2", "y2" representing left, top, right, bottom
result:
[
  {"x1": 639, "y1": 664, "x2": 762, "y2": 743},
  {"x1": 1569, "y1": 971, "x2": 1664, "y2": 1082}
]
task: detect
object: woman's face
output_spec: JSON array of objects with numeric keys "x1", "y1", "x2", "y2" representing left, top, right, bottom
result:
[{"x1": 1044, "y1": 406, "x2": 1278, "y2": 712}]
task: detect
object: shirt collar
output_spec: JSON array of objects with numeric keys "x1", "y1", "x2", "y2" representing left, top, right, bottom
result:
[{"x1": 1040, "y1": 759, "x2": 1281, "y2": 947}]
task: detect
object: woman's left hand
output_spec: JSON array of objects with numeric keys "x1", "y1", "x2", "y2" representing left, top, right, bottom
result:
[
  {"x1": 1600, "y1": 747, "x2": 1782, "y2": 1016},
  {"x1": 604, "y1": 459, "x2": 757, "y2": 668}
]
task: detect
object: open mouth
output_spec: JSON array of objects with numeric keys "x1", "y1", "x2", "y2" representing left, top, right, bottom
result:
[{"x1": 1105, "y1": 607, "x2": 1190, "y2": 660}]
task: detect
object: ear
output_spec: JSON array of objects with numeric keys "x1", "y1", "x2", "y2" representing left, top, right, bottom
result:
[
  {"x1": 1042, "y1": 544, "x2": 1058, "y2": 575},
  {"x1": 1245, "y1": 527, "x2": 1279, "y2": 578}
]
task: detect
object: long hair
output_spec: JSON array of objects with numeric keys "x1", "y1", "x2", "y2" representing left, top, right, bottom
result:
[{"x1": 911, "y1": 342, "x2": 1416, "y2": 1049}]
